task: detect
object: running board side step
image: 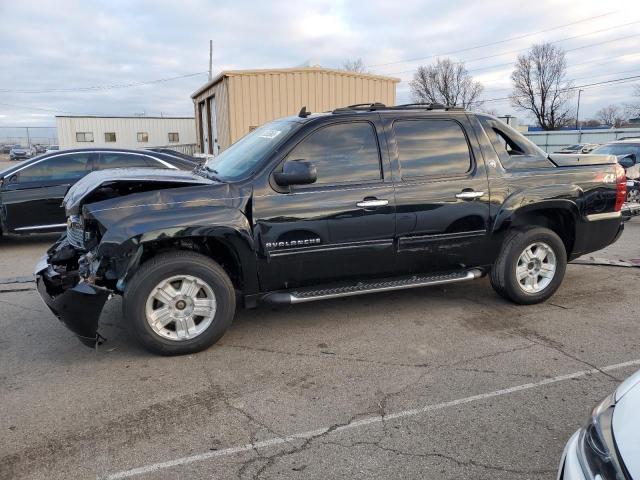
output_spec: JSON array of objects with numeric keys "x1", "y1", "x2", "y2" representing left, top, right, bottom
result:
[{"x1": 262, "y1": 269, "x2": 484, "y2": 305}]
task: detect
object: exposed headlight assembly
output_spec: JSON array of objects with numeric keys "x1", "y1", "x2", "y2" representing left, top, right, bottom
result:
[{"x1": 577, "y1": 394, "x2": 628, "y2": 479}]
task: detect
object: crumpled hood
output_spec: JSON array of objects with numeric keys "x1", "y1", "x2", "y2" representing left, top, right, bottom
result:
[{"x1": 63, "y1": 168, "x2": 215, "y2": 215}]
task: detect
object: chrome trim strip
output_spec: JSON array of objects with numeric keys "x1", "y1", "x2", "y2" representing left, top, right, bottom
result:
[
  {"x1": 585, "y1": 211, "x2": 622, "y2": 222},
  {"x1": 400, "y1": 229, "x2": 486, "y2": 241},
  {"x1": 14, "y1": 223, "x2": 67, "y2": 231},
  {"x1": 269, "y1": 239, "x2": 393, "y2": 257},
  {"x1": 149, "y1": 156, "x2": 179, "y2": 169},
  {"x1": 9, "y1": 150, "x2": 178, "y2": 176},
  {"x1": 287, "y1": 269, "x2": 483, "y2": 303}
]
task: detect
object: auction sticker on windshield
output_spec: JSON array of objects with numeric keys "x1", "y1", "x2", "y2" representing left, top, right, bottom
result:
[{"x1": 258, "y1": 130, "x2": 282, "y2": 139}]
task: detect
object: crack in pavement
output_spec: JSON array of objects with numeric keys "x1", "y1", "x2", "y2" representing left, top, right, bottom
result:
[
  {"x1": 0, "y1": 297, "x2": 45, "y2": 313},
  {"x1": 103, "y1": 358, "x2": 640, "y2": 480},
  {"x1": 196, "y1": 359, "x2": 293, "y2": 480},
  {"x1": 249, "y1": 409, "x2": 381, "y2": 480},
  {"x1": 326, "y1": 439, "x2": 556, "y2": 476},
  {"x1": 512, "y1": 329, "x2": 622, "y2": 382},
  {"x1": 221, "y1": 343, "x2": 430, "y2": 369}
]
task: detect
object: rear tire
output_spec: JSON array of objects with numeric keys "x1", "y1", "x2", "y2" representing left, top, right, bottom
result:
[
  {"x1": 490, "y1": 227, "x2": 567, "y2": 305},
  {"x1": 123, "y1": 251, "x2": 236, "y2": 355}
]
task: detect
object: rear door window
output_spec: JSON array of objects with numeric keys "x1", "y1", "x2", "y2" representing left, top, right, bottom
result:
[
  {"x1": 393, "y1": 119, "x2": 472, "y2": 178},
  {"x1": 285, "y1": 121, "x2": 382, "y2": 185},
  {"x1": 98, "y1": 152, "x2": 152, "y2": 169}
]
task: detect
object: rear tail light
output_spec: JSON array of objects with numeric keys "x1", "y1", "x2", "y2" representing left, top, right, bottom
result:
[{"x1": 614, "y1": 163, "x2": 626, "y2": 212}]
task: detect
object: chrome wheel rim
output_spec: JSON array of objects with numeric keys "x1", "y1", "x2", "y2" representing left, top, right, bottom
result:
[
  {"x1": 515, "y1": 242, "x2": 557, "y2": 294},
  {"x1": 145, "y1": 275, "x2": 217, "y2": 341}
]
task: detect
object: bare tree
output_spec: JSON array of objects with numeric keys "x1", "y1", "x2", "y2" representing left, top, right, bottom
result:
[
  {"x1": 625, "y1": 84, "x2": 640, "y2": 118},
  {"x1": 342, "y1": 58, "x2": 368, "y2": 73},
  {"x1": 409, "y1": 58, "x2": 483, "y2": 108},
  {"x1": 596, "y1": 104, "x2": 626, "y2": 127},
  {"x1": 511, "y1": 43, "x2": 573, "y2": 130}
]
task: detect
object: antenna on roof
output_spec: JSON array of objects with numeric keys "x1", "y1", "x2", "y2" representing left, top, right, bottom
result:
[{"x1": 298, "y1": 106, "x2": 311, "y2": 118}]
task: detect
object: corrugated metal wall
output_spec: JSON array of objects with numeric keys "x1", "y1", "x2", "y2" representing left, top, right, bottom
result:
[
  {"x1": 192, "y1": 68, "x2": 399, "y2": 152},
  {"x1": 226, "y1": 70, "x2": 397, "y2": 144},
  {"x1": 55, "y1": 117, "x2": 196, "y2": 149},
  {"x1": 193, "y1": 78, "x2": 231, "y2": 155},
  {"x1": 524, "y1": 128, "x2": 640, "y2": 152}
]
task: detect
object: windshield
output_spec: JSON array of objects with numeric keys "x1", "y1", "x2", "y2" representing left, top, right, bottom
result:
[
  {"x1": 591, "y1": 144, "x2": 640, "y2": 157},
  {"x1": 205, "y1": 120, "x2": 299, "y2": 181},
  {"x1": 565, "y1": 144, "x2": 582, "y2": 150}
]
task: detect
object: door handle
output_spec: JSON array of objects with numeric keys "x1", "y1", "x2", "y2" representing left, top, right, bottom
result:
[
  {"x1": 356, "y1": 199, "x2": 389, "y2": 208},
  {"x1": 455, "y1": 191, "x2": 484, "y2": 200}
]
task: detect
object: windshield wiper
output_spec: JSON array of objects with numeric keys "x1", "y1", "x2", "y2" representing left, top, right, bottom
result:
[
  {"x1": 193, "y1": 163, "x2": 222, "y2": 181},
  {"x1": 205, "y1": 166, "x2": 222, "y2": 182}
]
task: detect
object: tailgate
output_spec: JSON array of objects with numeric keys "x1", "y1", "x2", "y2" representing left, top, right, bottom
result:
[{"x1": 548, "y1": 153, "x2": 618, "y2": 167}]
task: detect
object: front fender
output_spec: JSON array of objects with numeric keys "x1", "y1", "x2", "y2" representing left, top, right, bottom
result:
[{"x1": 91, "y1": 205, "x2": 258, "y2": 293}]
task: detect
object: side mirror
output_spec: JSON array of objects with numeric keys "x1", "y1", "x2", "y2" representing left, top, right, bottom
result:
[
  {"x1": 273, "y1": 159, "x2": 317, "y2": 186},
  {"x1": 618, "y1": 154, "x2": 636, "y2": 169}
]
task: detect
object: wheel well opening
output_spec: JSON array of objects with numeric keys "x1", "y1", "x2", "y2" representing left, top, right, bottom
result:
[
  {"x1": 511, "y1": 209, "x2": 576, "y2": 256},
  {"x1": 137, "y1": 237, "x2": 243, "y2": 290}
]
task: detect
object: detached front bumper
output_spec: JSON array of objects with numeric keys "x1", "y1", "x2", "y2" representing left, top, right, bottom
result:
[{"x1": 35, "y1": 254, "x2": 112, "y2": 348}]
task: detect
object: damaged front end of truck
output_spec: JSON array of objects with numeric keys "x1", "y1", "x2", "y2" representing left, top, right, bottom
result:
[
  {"x1": 35, "y1": 168, "x2": 218, "y2": 347},
  {"x1": 35, "y1": 232, "x2": 118, "y2": 347}
]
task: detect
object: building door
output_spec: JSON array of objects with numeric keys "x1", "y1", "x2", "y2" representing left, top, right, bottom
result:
[
  {"x1": 199, "y1": 101, "x2": 209, "y2": 154},
  {"x1": 208, "y1": 96, "x2": 219, "y2": 155}
]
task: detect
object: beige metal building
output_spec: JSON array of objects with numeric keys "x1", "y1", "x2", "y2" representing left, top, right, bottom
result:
[
  {"x1": 55, "y1": 116, "x2": 196, "y2": 150},
  {"x1": 191, "y1": 67, "x2": 400, "y2": 154}
]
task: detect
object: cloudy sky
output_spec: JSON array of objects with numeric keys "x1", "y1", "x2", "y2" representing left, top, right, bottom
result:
[{"x1": 1, "y1": 0, "x2": 639, "y2": 130}]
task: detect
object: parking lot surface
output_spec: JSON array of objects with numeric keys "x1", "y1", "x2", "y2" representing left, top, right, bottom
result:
[{"x1": 1, "y1": 218, "x2": 639, "y2": 480}]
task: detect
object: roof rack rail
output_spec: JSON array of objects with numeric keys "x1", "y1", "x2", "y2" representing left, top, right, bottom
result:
[
  {"x1": 389, "y1": 102, "x2": 466, "y2": 111},
  {"x1": 331, "y1": 102, "x2": 466, "y2": 114},
  {"x1": 333, "y1": 102, "x2": 386, "y2": 113}
]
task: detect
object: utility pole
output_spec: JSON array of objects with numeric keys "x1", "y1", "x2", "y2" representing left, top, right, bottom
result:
[
  {"x1": 575, "y1": 89, "x2": 584, "y2": 130},
  {"x1": 208, "y1": 40, "x2": 213, "y2": 81}
]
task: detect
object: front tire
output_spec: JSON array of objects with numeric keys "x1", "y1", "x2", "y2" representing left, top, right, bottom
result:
[
  {"x1": 123, "y1": 251, "x2": 236, "y2": 355},
  {"x1": 490, "y1": 227, "x2": 567, "y2": 305}
]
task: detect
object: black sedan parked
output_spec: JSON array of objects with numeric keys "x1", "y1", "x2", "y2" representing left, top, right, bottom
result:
[{"x1": 0, "y1": 148, "x2": 198, "y2": 235}]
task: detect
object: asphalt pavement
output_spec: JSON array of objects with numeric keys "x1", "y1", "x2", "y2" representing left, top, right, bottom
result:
[{"x1": 0, "y1": 218, "x2": 639, "y2": 480}]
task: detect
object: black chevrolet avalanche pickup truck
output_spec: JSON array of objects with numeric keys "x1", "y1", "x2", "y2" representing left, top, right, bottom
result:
[{"x1": 35, "y1": 103, "x2": 626, "y2": 355}]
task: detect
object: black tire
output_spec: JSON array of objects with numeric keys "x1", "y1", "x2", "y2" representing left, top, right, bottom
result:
[
  {"x1": 490, "y1": 227, "x2": 567, "y2": 305},
  {"x1": 123, "y1": 251, "x2": 236, "y2": 355}
]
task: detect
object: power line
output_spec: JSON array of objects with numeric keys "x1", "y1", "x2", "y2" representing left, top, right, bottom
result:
[
  {"x1": 366, "y1": 11, "x2": 617, "y2": 69},
  {"x1": 481, "y1": 67, "x2": 640, "y2": 94},
  {"x1": 0, "y1": 102, "x2": 85, "y2": 114},
  {"x1": 383, "y1": 25, "x2": 640, "y2": 77},
  {"x1": 471, "y1": 74, "x2": 640, "y2": 105},
  {"x1": 466, "y1": 51, "x2": 640, "y2": 74},
  {"x1": 0, "y1": 71, "x2": 208, "y2": 94}
]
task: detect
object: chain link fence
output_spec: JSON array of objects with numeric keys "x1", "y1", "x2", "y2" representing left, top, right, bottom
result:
[{"x1": 0, "y1": 126, "x2": 58, "y2": 147}]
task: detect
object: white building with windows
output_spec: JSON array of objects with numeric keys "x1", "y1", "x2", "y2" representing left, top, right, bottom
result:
[{"x1": 55, "y1": 116, "x2": 196, "y2": 150}]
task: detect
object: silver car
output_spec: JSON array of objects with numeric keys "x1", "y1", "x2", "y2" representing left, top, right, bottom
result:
[{"x1": 558, "y1": 369, "x2": 640, "y2": 479}]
